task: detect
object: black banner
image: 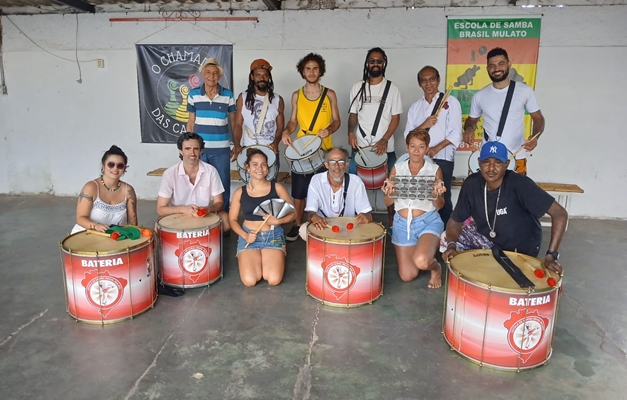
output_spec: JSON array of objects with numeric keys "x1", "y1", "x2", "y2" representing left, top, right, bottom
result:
[{"x1": 136, "y1": 45, "x2": 233, "y2": 143}]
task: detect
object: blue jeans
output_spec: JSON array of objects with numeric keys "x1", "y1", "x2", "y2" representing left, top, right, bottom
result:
[
  {"x1": 201, "y1": 147, "x2": 231, "y2": 212},
  {"x1": 349, "y1": 150, "x2": 397, "y2": 176}
]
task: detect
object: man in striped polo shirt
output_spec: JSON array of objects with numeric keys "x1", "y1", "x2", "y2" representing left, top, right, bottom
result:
[{"x1": 187, "y1": 58, "x2": 236, "y2": 212}]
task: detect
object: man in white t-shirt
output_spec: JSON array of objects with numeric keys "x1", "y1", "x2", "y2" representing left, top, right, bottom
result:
[
  {"x1": 403, "y1": 65, "x2": 462, "y2": 225},
  {"x1": 463, "y1": 47, "x2": 545, "y2": 176},
  {"x1": 233, "y1": 59, "x2": 285, "y2": 157},
  {"x1": 347, "y1": 47, "x2": 403, "y2": 228},
  {"x1": 299, "y1": 147, "x2": 373, "y2": 241}
]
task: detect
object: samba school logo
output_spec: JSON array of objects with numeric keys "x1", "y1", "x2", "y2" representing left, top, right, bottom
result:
[
  {"x1": 503, "y1": 309, "x2": 550, "y2": 362},
  {"x1": 81, "y1": 270, "x2": 128, "y2": 317},
  {"x1": 175, "y1": 241, "x2": 210, "y2": 283},
  {"x1": 321, "y1": 255, "x2": 360, "y2": 300}
]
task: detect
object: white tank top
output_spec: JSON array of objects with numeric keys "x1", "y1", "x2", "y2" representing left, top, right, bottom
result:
[
  {"x1": 240, "y1": 92, "x2": 281, "y2": 147},
  {"x1": 71, "y1": 180, "x2": 128, "y2": 234}
]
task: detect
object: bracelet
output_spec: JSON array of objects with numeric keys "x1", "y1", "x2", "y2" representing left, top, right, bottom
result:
[{"x1": 446, "y1": 241, "x2": 457, "y2": 249}]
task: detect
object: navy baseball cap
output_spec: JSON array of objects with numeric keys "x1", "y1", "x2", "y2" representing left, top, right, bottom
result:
[{"x1": 479, "y1": 142, "x2": 508, "y2": 163}]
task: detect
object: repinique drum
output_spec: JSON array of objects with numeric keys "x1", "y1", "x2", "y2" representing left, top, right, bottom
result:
[
  {"x1": 443, "y1": 249, "x2": 563, "y2": 371},
  {"x1": 306, "y1": 217, "x2": 386, "y2": 307},
  {"x1": 236, "y1": 144, "x2": 278, "y2": 183},
  {"x1": 467, "y1": 149, "x2": 516, "y2": 176},
  {"x1": 60, "y1": 230, "x2": 157, "y2": 324},
  {"x1": 354, "y1": 146, "x2": 387, "y2": 190},
  {"x1": 284, "y1": 135, "x2": 325, "y2": 174},
  {"x1": 156, "y1": 213, "x2": 222, "y2": 288}
]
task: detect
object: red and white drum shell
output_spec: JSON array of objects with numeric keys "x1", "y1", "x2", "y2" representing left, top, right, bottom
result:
[
  {"x1": 306, "y1": 218, "x2": 386, "y2": 307},
  {"x1": 60, "y1": 230, "x2": 157, "y2": 324},
  {"x1": 443, "y1": 249, "x2": 563, "y2": 371},
  {"x1": 354, "y1": 146, "x2": 388, "y2": 190},
  {"x1": 156, "y1": 213, "x2": 222, "y2": 289}
]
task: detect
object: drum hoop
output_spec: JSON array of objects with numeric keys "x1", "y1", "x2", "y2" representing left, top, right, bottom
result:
[
  {"x1": 447, "y1": 251, "x2": 562, "y2": 294},
  {"x1": 61, "y1": 232, "x2": 153, "y2": 256},
  {"x1": 307, "y1": 220, "x2": 386, "y2": 244},
  {"x1": 156, "y1": 214, "x2": 221, "y2": 233}
]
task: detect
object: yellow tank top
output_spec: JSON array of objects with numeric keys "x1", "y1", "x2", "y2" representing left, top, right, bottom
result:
[{"x1": 296, "y1": 86, "x2": 333, "y2": 150}]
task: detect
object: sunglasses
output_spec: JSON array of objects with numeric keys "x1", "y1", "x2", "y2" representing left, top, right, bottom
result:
[
  {"x1": 368, "y1": 59, "x2": 384, "y2": 65},
  {"x1": 106, "y1": 162, "x2": 126, "y2": 170}
]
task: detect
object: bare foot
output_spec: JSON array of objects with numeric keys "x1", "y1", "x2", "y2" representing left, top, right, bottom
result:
[{"x1": 428, "y1": 261, "x2": 442, "y2": 289}]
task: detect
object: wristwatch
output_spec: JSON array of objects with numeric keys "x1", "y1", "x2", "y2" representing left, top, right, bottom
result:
[{"x1": 545, "y1": 250, "x2": 560, "y2": 260}]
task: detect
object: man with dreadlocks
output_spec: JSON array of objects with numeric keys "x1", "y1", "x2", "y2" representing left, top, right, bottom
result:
[
  {"x1": 282, "y1": 53, "x2": 341, "y2": 242},
  {"x1": 348, "y1": 47, "x2": 403, "y2": 230},
  {"x1": 233, "y1": 59, "x2": 285, "y2": 181}
]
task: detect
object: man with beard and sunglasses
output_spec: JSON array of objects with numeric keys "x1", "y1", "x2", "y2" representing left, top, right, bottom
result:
[
  {"x1": 282, "y1": 53, "x2": 341, "y2": 242},
  {"x1": 233, "y1": 59, "x2": 285, "y2": 164},
  {"x1": 348, "y1": 47, "x2": 403, "y2": 230},
  {"x1": 463, "y1": 47, "x2": 545, "y2": 175}
]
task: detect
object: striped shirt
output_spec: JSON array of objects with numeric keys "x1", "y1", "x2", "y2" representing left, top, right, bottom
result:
[{"x1": 187, "y1": 84, "x2": 236, "y2": 148}]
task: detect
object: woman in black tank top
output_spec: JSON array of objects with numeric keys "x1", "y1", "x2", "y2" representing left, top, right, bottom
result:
[{"x1": 229, "y1": 148, "x2": 295, "y2": 287}]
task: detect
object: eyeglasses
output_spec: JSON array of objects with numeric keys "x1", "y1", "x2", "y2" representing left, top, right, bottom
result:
[
  {"x1": 368, "y1": 59, "x2": 384, "y2": 65},
  {"x1": 106, "y1": 162, "x2": 126, "y2": 170},
  {"x1": 327, "y1": 160, "x2": 347, "y2": 167}
]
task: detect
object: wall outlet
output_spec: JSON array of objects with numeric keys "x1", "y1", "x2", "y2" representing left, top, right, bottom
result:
[{"x1": 97, "y1": 59, "x2": 105, "y2": 68}]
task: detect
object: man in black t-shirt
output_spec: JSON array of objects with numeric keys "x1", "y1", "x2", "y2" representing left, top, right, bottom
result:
[{"x1": 442, "y1": 142, "x2": 567, "y2": 274}]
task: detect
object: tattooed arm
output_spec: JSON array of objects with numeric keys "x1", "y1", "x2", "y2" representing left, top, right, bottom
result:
[
  {"x1": 76, "y1": 181, "x2": 101, "y2": 231},
  {"x1": 126, "y1": 183, "x2": 138, "y2": 226}
]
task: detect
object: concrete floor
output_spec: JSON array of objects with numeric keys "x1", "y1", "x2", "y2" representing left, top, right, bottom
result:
[{"x1": 0, "y1": 194, "x2": 625, "y2": 400}]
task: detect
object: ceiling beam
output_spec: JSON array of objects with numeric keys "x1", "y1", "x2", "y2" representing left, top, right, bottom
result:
[
  {"x1": 262, "y1": 0, "x2": 281, "y2": 11},
  {"x1": 55, "y1": 0, "x2": 96, "y2": 13}
]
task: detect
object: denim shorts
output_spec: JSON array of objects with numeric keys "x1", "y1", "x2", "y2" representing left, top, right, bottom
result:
[
  {"x1": 237, "y1": 225, "x2": 286, "y2": 256},
  {"x1": 391, "y1": 210, "x2": 444, "y2": 246}
]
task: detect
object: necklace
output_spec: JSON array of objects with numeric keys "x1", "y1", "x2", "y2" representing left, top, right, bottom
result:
[
  {"x1": 484, "y1": 183, "x2": 502, "y2": 238},
  {"x1": 101, "y1": 175, "x2": 121, "y2": 192}
]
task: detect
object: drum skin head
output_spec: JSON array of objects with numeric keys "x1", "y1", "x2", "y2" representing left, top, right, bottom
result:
[
  {"x1": 308, "y1": 217, "x2": 385, "y2": 243},
  {"x1": 355, "y1": 146, "x2": 387, "y2": 168},
  {"x1": 236, "y1": 145, "x2": 277, "y2": 169},
  {"x1": 62, "y1": 230, "x2": 152, "y2": 254},
  {"x1": 157, "y1": 213, "x2": 221, "y2": 231},
  {"x1": 285, "y1": 135, "x2": 322, "y2": 160},
  {"x1": 449, "y1": 249, "x2": 561, "y2": 293}
]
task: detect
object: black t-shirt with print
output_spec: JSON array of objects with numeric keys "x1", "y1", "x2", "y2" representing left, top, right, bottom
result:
[{"x1": 451, "y1": 170, "x2": 555, "y2": 257}]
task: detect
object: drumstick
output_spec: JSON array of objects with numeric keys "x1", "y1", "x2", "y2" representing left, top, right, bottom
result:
[
  {"x1": 244, "y1": 217, "x2": 270, "y2": 249},
  {"x1": 86, "y1": 229, "x2": 111, "y2": 238},
  {"x1": 516, "y1": 255, "x2": 539, "y2": 274},
  {"x1": 302, "y1": 123, "x2": 332, "y2": 150},
  {"x1": 288, "y1": 142, "x2": 300, "y2": 155},
  {"x1": 357, "y1": 146, "x2": 370, "y2": 163},
  {"x1": 508, "y1": 131, "x2": 542, "y2": 161},
  {"x1": 434, "y1": 87, "x2": 453, "y2": 117}
]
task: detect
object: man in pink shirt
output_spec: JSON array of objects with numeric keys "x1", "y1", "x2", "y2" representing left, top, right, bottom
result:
[{"x1": 157, "y1": 132, "x2": 230, "y2": 232}]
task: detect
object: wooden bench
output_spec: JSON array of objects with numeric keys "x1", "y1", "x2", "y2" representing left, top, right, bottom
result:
[
  {"x1": 147, "y1": 168, "x2": 293, "y2": 183},
  {"x1": 452, "y1": 178, "x2": 584, "y2": 230}
]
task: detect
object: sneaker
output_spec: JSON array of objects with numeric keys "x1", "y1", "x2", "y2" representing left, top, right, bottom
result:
[{"x1": 286, "y1": 225, "x2": 300, "y2": 242}]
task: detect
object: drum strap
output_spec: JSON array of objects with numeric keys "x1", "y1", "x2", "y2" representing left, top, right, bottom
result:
[
  {"x1": 425, "y1": 93, "x2": 444, "y2": 133},
  {"x1": 485, "y1": 81, "x2": 516, "y2": 141},
  {"x1": 359, "y1": 80, "x2": 392, "y2": 139},
  {"x1": 491, "y1": 244, "x2": 535, "y2": 289},
  {"x1": 304, "y1": 87, "x2": 329, "y2": 134},
  {"x1": 245, "y1": 94, "x2": 271, "y2": 143},
  {"x1": 319, "y1": 173, "x2": 350, "y2": 218}
]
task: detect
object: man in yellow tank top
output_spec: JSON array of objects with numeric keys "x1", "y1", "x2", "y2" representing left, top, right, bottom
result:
[{"x1": 282, "y1": 53, "x2": 341, "y2": 241}]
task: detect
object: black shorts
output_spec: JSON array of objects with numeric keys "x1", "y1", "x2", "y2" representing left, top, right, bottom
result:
[{"x1": 291, "y1": 168, "x2": 327, "y2": 200}]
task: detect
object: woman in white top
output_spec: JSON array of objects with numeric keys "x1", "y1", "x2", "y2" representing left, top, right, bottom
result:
[
  {"x1": 382, "y1": 129, "x2": 446, "y2": 288},
  {"x1": 71, "y1": 145, "x2": 137, "y2": 234}
]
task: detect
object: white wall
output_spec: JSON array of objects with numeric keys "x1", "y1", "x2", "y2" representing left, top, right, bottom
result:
[{"x1": 1, "y1": 6, "x2": 625, "y2": 218}]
